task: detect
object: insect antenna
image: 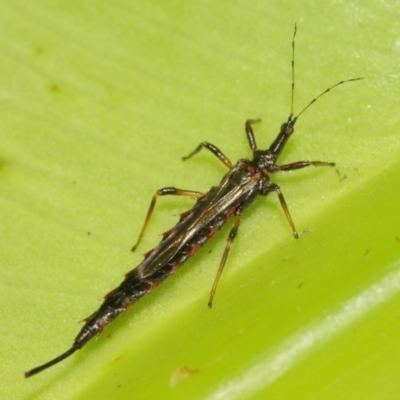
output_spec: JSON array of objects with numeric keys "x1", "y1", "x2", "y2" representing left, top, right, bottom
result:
[
  {"x1": 24, "y1": 344, "x2": 80, "y2": 378},
  {"x1": 289, "y1": 23, "x2": 297, "y2": 122},
  {"x1": 289, "y1": 24, "x2": 362, "y2": 126},
  {"x1": 292, "y1": 77, "x2": 363, "y2": 125}
]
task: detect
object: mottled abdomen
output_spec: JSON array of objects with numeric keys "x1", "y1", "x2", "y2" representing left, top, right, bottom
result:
[{"x1": 73, "y1": 198, "x2": 237, "y2": 348}]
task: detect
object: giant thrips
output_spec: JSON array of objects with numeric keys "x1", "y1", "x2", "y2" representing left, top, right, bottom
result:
[{"x1": 25, "y1": 25, "x2": 361, "y2": 377}]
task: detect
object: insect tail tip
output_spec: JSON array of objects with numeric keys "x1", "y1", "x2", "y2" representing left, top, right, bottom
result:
[{"x1": 24, "y1": 345, "x2": 80, "y2": 378}]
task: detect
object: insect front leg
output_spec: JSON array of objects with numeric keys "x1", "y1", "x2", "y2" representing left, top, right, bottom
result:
[
  {"x1": 208, "y1": 211, "x2": 242, "y2": 308},
  {"x1": 131, "y1": 187, "x2": 203, "y2": 251},
  {"x1": 245, "y1": 119, "x2": 261, "y2": 152},
  {"x1": 276, "y1": 160, "x2": 335, "y2": 171},
  {"x1": 182, "y1": 142, "x2": 233, "y2": 169}
]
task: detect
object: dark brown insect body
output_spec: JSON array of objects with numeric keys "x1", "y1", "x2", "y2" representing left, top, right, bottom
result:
[{"x1": 25, "y1": 26, "x2": 361, "y2": 378}]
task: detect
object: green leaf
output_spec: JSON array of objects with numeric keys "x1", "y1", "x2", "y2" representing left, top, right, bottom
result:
[{"x1": 2, "y1": 1, "x2": 400, "y2": 399}]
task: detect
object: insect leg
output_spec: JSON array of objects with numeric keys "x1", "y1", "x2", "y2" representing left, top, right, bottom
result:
[
  {"x1": 245, "y1": 119, "x2": 261, "y2": 152},
  {"x1": 131, "y1": 187, "x2": 203, "y2": 251},
  {"x1": 276, "y1": 160, "x2": 335, "y2": 171},
  {"x1": 268, "y1": 183, "x2": 299, "y2": 238},
  {"x1": 208, "y1": 212, "x2": 242, "y2": 308},
  {"x1": 182, "y1": 142, "x2": 233, "y2": 169}
]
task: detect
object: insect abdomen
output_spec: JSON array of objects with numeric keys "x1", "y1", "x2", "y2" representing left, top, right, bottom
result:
[{"x1": 74, "y1": 204, "x2": 236, "y2": 347}]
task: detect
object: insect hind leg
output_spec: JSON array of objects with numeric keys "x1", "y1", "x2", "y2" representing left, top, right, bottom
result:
[
  {"x1": 131, "y1": 187, "x2": 203, "y2": 251},
  {"x1": 208, "y1": 212, "x2": 242, "y2": 308}
]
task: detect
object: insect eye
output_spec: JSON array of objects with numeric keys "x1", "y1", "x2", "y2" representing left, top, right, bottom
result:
[
  {"x1": 285, "y1": 126, "x2": 294, "y2": 135},
  {"x1": 280, "y1": 123, "x2": 293, "y2": 135}
]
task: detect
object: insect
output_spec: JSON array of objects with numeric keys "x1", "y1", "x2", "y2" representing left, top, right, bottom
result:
[{"x1": 25, "y1": 25, "x2": 361, "y2": 378}]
